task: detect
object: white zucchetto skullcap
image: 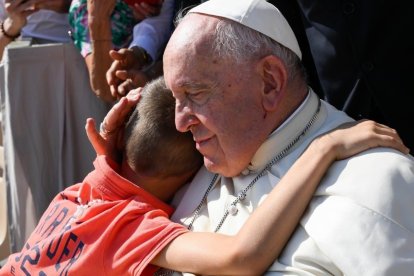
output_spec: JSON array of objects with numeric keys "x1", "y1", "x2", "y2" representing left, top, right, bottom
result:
[{"x1": 188, "y1": 0, "x2": 302, "y2": 59}]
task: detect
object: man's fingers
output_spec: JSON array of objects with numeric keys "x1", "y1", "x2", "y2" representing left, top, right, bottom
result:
[
  {"x1": 109, "y1": 49, "x2": 125, "y2": 61},
  {"x1": 108, "y1": 50, "x2": 131, "y2": 82},
  {"x1": 115, "y1": 70, "x2": 129, "y2": 80},
  {"x1": 131, "y1": 4, "x2": 147, "y2": 21},
  {"x1": 132, "y1": 3, "x2": 151, "y2": 18},
  {"x1": 133, "y1": 1, "x2": 163, "y2": 17},
  {"x1": 117, "y1": 79, "x2": 136, "y2": 97},
  {"x1": 7, "y1": 0, "x2": 35, "y2": 13},
  {"x1": 107, "y1": 59, "x2": 121, "y2": 85},
  {"x1": 6, "y1": 0, "x2": 25, "y2": 10},
  {"x1": 110, "y1": 85, "x2": 118, "y2": 98},
  {"x1": 22, "y1": 9, "x2": 37, "y2": 17},
  {"x1": 140, "y1": 2, "x2": 162, "y2": 14}
]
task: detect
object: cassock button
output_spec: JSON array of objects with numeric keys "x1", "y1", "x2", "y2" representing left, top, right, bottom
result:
[
  {"x1": 228, "y1": 205, "x2": 238, "y2": 216},
  {"x1": 241, "y1": 168, "x2": 250, "y2": 176}
]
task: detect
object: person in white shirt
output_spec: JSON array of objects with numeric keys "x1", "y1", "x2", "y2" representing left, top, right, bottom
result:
[{"x1": 0, "y1": 0, "x2": 71, "y2": 59}]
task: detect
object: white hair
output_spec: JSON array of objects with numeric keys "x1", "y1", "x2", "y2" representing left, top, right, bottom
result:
[
  {"x1": 213, "y1": 18, "x2": 306, "y2": 82},
  {"x1": 175, "y1": 12, "x2": 307, "y2": 83}
]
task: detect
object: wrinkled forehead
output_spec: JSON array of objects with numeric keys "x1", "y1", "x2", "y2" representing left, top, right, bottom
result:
[
  {"x1": 163, "y1": 15, "x2": 221, "y2": 86},
  {"x1": 165, "y1": 14, "x2": 220, "y2": 56}
]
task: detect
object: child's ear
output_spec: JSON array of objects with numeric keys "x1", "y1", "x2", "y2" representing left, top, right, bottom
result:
[
  {"x1": 117, "y1": 128, "x2": 126, "y2": 152},
  {"x1": 258, "y1": 55, "x2": 288, "y2": 112}
]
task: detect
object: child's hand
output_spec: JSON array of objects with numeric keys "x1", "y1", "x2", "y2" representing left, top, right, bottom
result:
[
  {"x1": 313, "y1": 120, "x2": 409, "y2": 161},
  {"x1": 85, "y1": 89, "x2": 141, "y2": 162}
]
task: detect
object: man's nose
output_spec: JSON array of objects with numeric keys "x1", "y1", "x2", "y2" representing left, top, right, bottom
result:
[{"x1": 175, "y1": 104, "x2": 197, "y2": 133}]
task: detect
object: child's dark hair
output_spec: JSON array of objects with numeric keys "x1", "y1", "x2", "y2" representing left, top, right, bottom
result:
[{"x1": 123, "y1": 77, "x2": 203, "y2": 179}]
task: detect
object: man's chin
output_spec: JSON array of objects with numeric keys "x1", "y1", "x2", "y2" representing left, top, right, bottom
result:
[
  {"x1": 203, "y1": 158, "x2": 222, "y2": 174},
  {"x1": 203, "y1": 158, "x2": 239, "y2": 178}
]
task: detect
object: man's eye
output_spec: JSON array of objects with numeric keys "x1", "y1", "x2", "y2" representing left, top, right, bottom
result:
[
  {"x1": 190, "y1": 92, "x2": 203, "y2": 100},
  {"x1": 186, "y1": 89, "x2": 212, "y2": 105},
  {"x1": 187, "y1": 91, "x2": 207, "y2": 105}
]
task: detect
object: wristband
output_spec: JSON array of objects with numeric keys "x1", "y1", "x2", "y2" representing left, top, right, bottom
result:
[{"x1": 0, "y1": 20, "x2": 20, "y2": 41}]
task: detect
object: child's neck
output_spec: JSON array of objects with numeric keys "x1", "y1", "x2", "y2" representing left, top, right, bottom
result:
[{"x1": 120, "y1": 159, "x2": 187, "y2": 203}]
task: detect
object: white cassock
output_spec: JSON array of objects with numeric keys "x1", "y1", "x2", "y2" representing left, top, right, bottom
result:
[{"x1": 167, "y1": 90, "x2": 414, "y2": 276}]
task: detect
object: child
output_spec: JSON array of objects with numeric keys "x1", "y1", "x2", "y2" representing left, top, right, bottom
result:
[{"x1": 0, "y1": 77, "x2": 407, "y2": 275}]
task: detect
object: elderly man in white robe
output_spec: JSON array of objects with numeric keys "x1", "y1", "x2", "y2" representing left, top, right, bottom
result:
[{"x1": 89, "y1": 0, "x2": 414, "y2": 275}]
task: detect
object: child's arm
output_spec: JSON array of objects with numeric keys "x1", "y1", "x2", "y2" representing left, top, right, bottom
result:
[{"x1": 151, "y1": 120, "x2": 409, "y2": 275}]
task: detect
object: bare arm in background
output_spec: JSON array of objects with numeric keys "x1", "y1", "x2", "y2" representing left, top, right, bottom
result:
[
  {"x1": 83, "y1": 0, "x2": 116, "y2": 103},
  {"x1": 1, "y1": 0, "x2": 37, "y2": 59}
]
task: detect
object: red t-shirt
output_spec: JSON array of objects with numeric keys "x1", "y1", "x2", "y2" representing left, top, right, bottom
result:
[{"x1": 0, "y1": 156, "x2": 188, "y2": 276}]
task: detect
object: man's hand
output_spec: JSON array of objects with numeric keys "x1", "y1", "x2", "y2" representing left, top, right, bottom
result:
[
  {"x1": 130, "y1": 0, "x2": 163, "y2": 21},
  {"x1": 116, "y1": 69, "x2": 150, "y2": 97},
  {"x1": 85, "y1": 88, "x2": 142, "y2": 162},
  {"x1": 22, "y1": 0, "x2": 71, "y2": 13},
  {"x1": 4, "y1": 0, "x2": 38, "y2": 34},
  {"x1": 106, "y1": 47, "x2": 150, "y2": 98}
]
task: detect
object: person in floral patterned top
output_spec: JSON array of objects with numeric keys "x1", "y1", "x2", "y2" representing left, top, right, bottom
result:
[{"x1": 69, "y1": 0, "x2": 163, "y2": 103}]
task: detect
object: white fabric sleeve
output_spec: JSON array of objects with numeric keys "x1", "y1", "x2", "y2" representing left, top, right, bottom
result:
[{"x1": 129, "y1": 0, "x2": 175, "y2": 61}]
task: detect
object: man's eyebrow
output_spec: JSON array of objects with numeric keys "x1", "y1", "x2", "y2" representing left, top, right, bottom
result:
[{"x1": 180, "y1": 82, "x2": 218, "y2": 91}]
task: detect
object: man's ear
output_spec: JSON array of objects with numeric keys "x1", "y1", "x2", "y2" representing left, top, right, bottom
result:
[{"x1": 258, "y1": 55, "x2": 288, "y2": 112}]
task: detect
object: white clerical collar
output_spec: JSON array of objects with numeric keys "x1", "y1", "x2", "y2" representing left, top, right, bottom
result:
[{"x1": 242, "y1": 88, "x2": 322, "y2": 175}]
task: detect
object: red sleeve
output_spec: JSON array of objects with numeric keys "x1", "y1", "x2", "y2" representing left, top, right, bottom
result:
[{"x1": 102, "y1": 206, "x2": 188, "y2": 275}]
